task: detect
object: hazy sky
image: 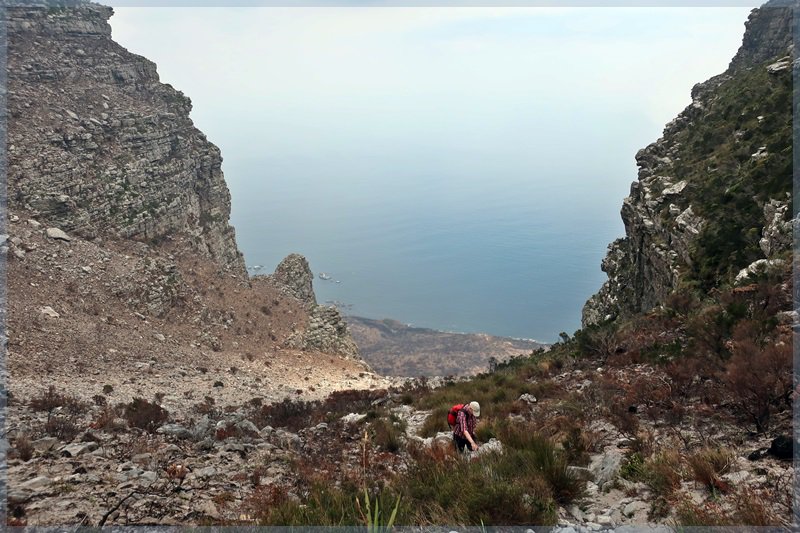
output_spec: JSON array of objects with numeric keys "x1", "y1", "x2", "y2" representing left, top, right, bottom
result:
[
  {"x1": 106, "y1": 6, "x2": 759, "y2": 338},
  {"x1": 109, "y1": 6, "x2": 755, "y2": 161}
]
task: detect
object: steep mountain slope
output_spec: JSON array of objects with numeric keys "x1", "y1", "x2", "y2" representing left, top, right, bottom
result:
[
  {"x1": 5, "y1": 3, "x2": 390, "y2": 525},
  {"x1": 8, "y1": 2, "x2": 244, "y2": 274},
  {"x1": 582, "y1": 0, "x2": 793, "y2": 326}
]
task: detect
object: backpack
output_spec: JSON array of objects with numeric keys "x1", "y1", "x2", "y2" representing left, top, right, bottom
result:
[{"x1": 447, "y1": 403, "x2": 465, "y2": 427}]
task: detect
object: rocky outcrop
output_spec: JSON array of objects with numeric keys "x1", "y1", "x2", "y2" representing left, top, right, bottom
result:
[
  {"x1": 582, "y1": 0, "x2": 794, "y2": 327},
  {"x1": 288, "y1": 305, "x2": 361, "y2": 359},
  {"x1": 729, "y1": 0, "x2": 795, "y2": 71},
  {"x1": 759, "y1": 196, "x2": 792, "y2": 257},
  {"x1": 266, "y1": 253, "x2": 361, "y2": 360},
  {"x1": 8, "y1": 2, "x2": 245, "y2": 275},
  {"x1": 269, "y1": 253, "x2": 316, "y2": 307}
]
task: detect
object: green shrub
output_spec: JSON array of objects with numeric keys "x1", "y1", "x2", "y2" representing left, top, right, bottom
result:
[
  {"x1": 620, "y1": 452, "x2": 645, "y2": 481},
  {"x1": 644, "y1": 450, "x2": 682, "y2": 498},
  {"x1": 371, "y1": 415, "x2": 405, "y2": 453},
  {"x1": 418, "y1": 406, "x2": 450, "y2": 438}
]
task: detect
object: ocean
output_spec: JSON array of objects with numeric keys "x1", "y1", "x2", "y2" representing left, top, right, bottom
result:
[{"x1": 226, "y1": 148, "x2": 640, "y2": 344}]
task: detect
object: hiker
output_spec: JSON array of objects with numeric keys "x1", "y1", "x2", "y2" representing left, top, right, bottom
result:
[{"x1": 451, "y1": 401, "x2": 480, "y2": 452}]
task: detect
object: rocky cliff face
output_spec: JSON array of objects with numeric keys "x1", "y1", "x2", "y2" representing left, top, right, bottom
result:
[
  {"x1": 8, "y1": 2, "x2": 245, "y2": 275},
  {"x1": 582, "y1": 0, "x2": 795, "y2": 327}
]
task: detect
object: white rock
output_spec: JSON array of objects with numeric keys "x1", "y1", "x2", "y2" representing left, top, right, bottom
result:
[
  {"x1": 590, "y1": 448, "x2": 622, "y2": 490},
  {"x1": 472, "y1": 438, "x2": 503, "y2": 458},
  {"x1": 735, "y1": 258, "x2": 786, "y2": 283},
  {"x1": 751, "y1": 146, "x2": 769, "y2": 160},
  {"x1": 723, "y1": 470, "x2": 750, "y2": 484},
  {"x1": 597, "y1": 515, "x2": 613, "y2": 526},
  {"x1": 767, "y1": 58, "x2": 791, "y2": 74},
  {"x1": 518, "y1": 393, "x2": 537, "y2": 404},
  {"x1": 19, "y1": 476, "x2": 53, "y2": 491},
  {"x1": 27, "y1": 219, "x2": 41, "y2": 229},
  {"x1": 623, "y1": 500, "x2": 648, "y2": 517},
  {"x1": 662, "y1": 180, "x2": 687, "y2": 196},
  {"x1": 46, "y1": 227, "x2": 71, "y2": 242},
  {"x1": 31, "y1": 437, "x2": 59, "y2": 452},
  {"x1": 341, "y1": 413, "x2": 367, "y2": 424},
  {"x1": 40, "y1": 306, "x2": 60, "y2": 319},
  {"x1": 567, "y1": 505, "x2": 584, "y2": 522}
]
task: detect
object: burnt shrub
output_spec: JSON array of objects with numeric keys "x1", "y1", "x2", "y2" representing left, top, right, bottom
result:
[
  {"x1": 44, "y1": 416, "x2": 81, "y2": 441},
  {"x1": 91, "y1": 406, "x2": 127, "y2": 432},
  {"x1": 30, "y1": 385, "x2": 87, "y2": 415},
  {"x1": 686, "y1": 304, "x2": 735, "y2": 359},
  {"x1": 665, "y1": 287, "x2": 700, "y2": 317},
  {"x1": 251, "y1": 398, "x2": 321, "y2": 432},
  {"x1": 323, "y1": 389, "x2": 388, "y2": 416},
  {"x1": 12, "y1": 434, "x2": 34, "y2": 462},
  {"x1": 123, "y1": 398, "x2": 169, "y2": 433},
  {"x1": 723, "y1": 338, "x2": 792, "y2": 432}
]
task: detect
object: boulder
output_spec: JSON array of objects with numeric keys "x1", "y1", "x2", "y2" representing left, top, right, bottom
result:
[
  {"x1": 472, "y1": 438, "x2": 503, "y2": 458},
  {"x1": 622, "y1": 500, "x2": 648, "y2": 518},
  {"x1": 590, "y1": 448, "x2": 622, "y2": 491},
  {"x1": 46, "y1": 227, "x2": 71, "y2": 241},
  {"x1": 60, "y1": 442, "x2": 98, "y2": 457},
  {"x1": 31, "y1": 436, "x2": 59, "y2": 452},
  {"x1": 194, "y1": 466, "x2": 216, "y2": 479},
  {"x1": 19, "y1": 476, "x2": 53, "y2": 491},
  {"x1": 236, "y1": 419, "x2": 260, "y2": 436},
  {"x1": 157, "y1": 424, "x2": 192, "y2": 440},
  {"x1": 518, "y1": 393, "x2": 538, "y2": 404},
  {"x1": 768, "y1": 435, "x2": 793, "y2": 460},
  {"x1": 341, "y1": 413, "x2": 367, "y2": 424}
]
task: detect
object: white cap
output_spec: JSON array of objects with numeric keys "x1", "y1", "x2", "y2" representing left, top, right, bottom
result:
[{"x1": 469, "y1": 401, "x2": 481, "y2": 417}]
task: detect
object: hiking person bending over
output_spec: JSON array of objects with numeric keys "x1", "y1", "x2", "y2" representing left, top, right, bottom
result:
[{"x1": 452, "y1": 401, "x2": 480, "y2": 452}]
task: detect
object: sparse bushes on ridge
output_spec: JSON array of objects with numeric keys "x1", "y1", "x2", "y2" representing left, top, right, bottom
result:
[
  {"x1": 30, "y1": 385, "x2": 87, "y2": 415},
  {"x1": 250, "y1": 389, "x2": 389, "y2": 432}
]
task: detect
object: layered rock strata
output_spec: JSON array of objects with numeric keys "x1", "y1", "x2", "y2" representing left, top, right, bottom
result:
[
  {"x1": 8, "y1": 2, "x2": 245, "y2": 275},
  {"x1": 582, "y1": 1, "x2": 795, "y2": 326}
]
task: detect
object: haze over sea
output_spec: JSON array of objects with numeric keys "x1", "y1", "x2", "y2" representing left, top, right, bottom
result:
[{"x1": 111, "y1": 5, "x2": 756, "y2": 342}]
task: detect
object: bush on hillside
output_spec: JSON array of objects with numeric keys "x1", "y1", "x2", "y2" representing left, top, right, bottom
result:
[
  {"x1": 123, "y1": 397, "x2": 169, "y2": 433},
  {"x1": 724, "y1": 339, "x2": 792, "y2": 432}
]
